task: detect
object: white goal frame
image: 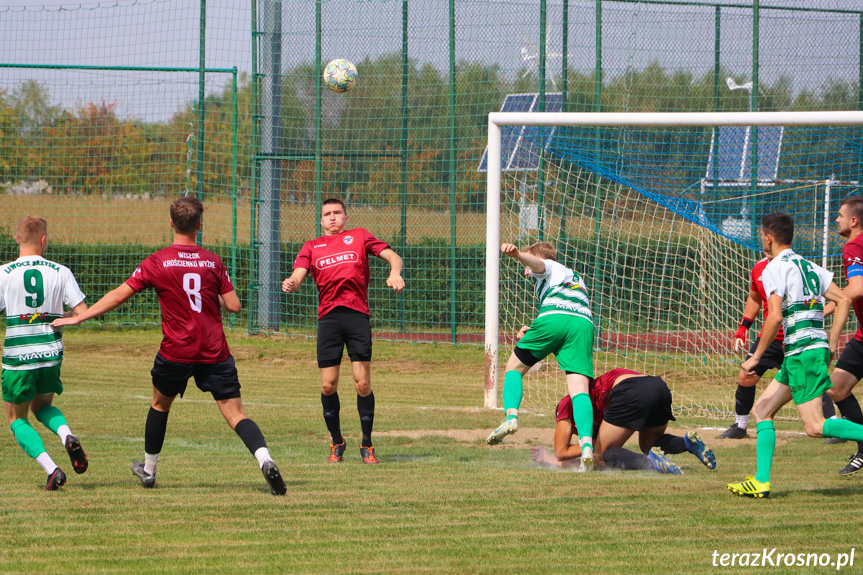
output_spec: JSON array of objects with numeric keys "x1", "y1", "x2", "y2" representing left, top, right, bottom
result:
[{"x1": 484, "y1": 110, "x2": 863, "y2": 408}]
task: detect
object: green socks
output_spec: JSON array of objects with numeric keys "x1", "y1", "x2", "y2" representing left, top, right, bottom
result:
[
  {"x1": 570, "y1": 393, "x2": 594, "y2": 449},
  {"x1": 823, "y1": 417, "x2": 863, "y2": 442},
  {"x1": 35, "y1": 405, "x2": 67, "y2": 434},
  {"x1": 754, "y1": 420, "x2": 775, "y2": 484},
  {"x1": 502, "y1": 371, "x2": 523, "y2": 420},
  {"x1": 10, "y1": 418, "x2": 47, "y2": 460}
]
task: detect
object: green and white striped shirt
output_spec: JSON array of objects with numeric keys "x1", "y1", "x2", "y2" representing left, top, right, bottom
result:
[
  {"x1": 0, "y1": 256, "x2": 85, "y2": 370},
  {"x1": 532, "y1": 259, "x2": 593, "y2": 324},
  {"x1": 761, "y1": 249, "x2": 833, "y2": 356}
]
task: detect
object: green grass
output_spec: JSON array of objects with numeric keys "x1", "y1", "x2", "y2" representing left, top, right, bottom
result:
[{"x1": 1, "y1": 329, "x2": 861, "y2": 574}]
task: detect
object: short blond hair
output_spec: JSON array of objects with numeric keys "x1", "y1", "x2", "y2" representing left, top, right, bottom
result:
[
  {"x1": 15, "y1": 215, "x2": 47, "y2": 246},
  {"x1": 524, "y1": 241, "x2": 556, "y2": 261}
]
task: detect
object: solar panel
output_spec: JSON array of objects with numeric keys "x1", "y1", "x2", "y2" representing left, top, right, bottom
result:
[
  {"x1": 705, "y1": 125, "x2": 784, "y2": 181},
  {"x1": 742, "y1": 126, "x2": 783, "y2": 180},
  {"x1": 510, "y1": 93, "x2": 563, "y2": 171},
  {"x1": 477, "y1": 93, "x2": 562, "y2": 173}
]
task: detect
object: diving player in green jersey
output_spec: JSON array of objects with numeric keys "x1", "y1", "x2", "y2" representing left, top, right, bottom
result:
[
  {"x1": 1, "y1": 216, "x2": 89, "y2": 490},
  {"x1": 727, "y1": 213, "x2": 863, "y2": 498},
  {"x1": 486, "y1": 241, "x2": 597, "y2": 471}
]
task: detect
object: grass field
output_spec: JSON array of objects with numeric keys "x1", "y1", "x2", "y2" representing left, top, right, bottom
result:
[
  {"x1": 1, "y1": 329, "x2": 861, "y2": 574},
  {"x1": 1, "y1": 193, "x2": 700, "y2": 246}
]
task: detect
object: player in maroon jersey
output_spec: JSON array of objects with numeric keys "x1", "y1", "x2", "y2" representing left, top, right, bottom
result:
[
  {"x1": 530, "y1": 368, "x2": 717, "y2": 474},
  {"x1": 722, "y1": 257, "x2": 839, "y2": 440},
  {"x1": 52, "y1": 197, "x2": 287, "y2": 495},
  {"x1": 830, "y1": 195, "x2": 863, "y2": 476},
  {"x1": 281, "y1": 198, "x2": 404, "y2": 464}
]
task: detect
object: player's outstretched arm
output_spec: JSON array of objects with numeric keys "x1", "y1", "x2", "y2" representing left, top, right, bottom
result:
[
  {"x1": 378, "y1": 248, "x2": 405, "y2": 293},
  {"x1": 843, "y1": 274, "x2": 863, "y2": 302},
  {"x1": 501, "y1": 243, "x2": 545, "y2": 275},
  {"x1": 220, "y1": 290, "x2": 241, "y2": 313},
  {"x1": 52, "y1": 283, "x2": 136, "y2": 327},
  {"x1": 824, "y1": 282, "x2": 851, "y2": 359},
  {"x1": 63, "y1": 301, "x2": 88, "y2": 318},
  {"x1": 553, "y1": 420, "x2": 582, "y2": 461},
  {"x1": 281, "y1": 268, "x2": 309, "y2": 293}
]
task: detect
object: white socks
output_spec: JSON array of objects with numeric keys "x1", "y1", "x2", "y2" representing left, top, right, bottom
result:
[
  {"x1": 36, "y1": 452, "x2": 58, "y2": 474},
  {"x1": 144, "y1": 453, "x2": 160, "y2": 475},
  {"x1": 56, "y1": 424, "x2": 72, "y2": 446},
  {"x1": 254, "y1": 447, "x2": 272, "y2": 469}
]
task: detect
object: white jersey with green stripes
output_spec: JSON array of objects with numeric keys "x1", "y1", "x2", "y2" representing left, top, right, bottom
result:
[
  {"x1": 531, "y1": 259, "x2": 593, "y2": 324},
  {"x1": 761, "y1": 248, "x2": 833, "y2": 356},
  {"x1": 0, "y1": 256, "x2": 85, "y2": 370}
]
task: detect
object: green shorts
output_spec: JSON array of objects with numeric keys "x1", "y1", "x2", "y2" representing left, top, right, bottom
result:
[
  {"x1": 1, "y1": 364, "x2": 63, "y2": 405},
  {"x1": 774, "y1": 347, "x2": 832, "y2": 406},
  {"x1": 516, "y1": 313, "x2": 594, "y2": 377}
]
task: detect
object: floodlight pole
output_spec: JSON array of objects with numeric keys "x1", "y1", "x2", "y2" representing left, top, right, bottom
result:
[
  {"x1": 726, "y1": 77, "x2": 754, "y2": 221},
  {"x1": 258, "y1": 0, "x2": 283, "y2": 331}
]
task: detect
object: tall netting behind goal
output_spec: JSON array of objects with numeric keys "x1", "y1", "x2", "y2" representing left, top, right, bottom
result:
[{"x1": 485, "y1": 112, "x2": 863, "y2": 418}]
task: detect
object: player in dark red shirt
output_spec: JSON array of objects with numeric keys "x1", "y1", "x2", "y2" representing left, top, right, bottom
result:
[
  {"x1": 830, "y1": 195, "x2": 863, "y2": 476},
  {"x1": 282, "y1": 198, "x2": 404, "y2": 464},
  {"x1": 721, "y1": 257, "x2": 786, "y2": 439},
  {"x1": 723, "y1": 257, "x2": 839, "y2": 440},
  {"x1": 53, "y1": 197, "x2": 287, "y2": 495},
  {"x1": 530, "y1": 369, "x2": 717, "y2": 474}
]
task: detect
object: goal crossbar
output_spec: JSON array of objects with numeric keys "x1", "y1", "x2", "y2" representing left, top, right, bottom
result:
[{"x1": 484, "y1": 111, "x2": 863, "y2": 408}]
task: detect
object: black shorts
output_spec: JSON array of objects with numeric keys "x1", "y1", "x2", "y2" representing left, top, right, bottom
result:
[
  {"x1": 512, "y1": 347, "x2": 579, "y2": 375},
  {"x1": 746, "y1": 338, "x2": 784, "y2": 376},
  {"x1": 836, "y1": 338, "x2": 863, "y2": 381},
  {"x1": 317, "y1": 306, "x2": 372, "y2": 368},
  {"x1": 151, "y1": 353, "x2": 241, "y2": 401},
  {"x1": 603, "y1": 375, "x2": 676, "y2": 431}
]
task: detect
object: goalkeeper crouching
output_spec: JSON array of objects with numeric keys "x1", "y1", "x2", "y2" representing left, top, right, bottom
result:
[
  {"x1": 486, "y1": 241, "x2": 597, "y2": 471},
  {"x1": 530, "y1": 369, "x2": 717, "y2": 475}
]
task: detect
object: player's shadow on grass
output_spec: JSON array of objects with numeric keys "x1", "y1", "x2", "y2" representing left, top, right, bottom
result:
[
  {"x1": 793, "y1": 486, "x2": 862, "y2": 497},
  {"x1": 382, "y1": 453, "x2": 441, "y2": 463}
]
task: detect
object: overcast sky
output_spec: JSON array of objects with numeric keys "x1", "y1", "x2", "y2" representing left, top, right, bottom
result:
[{"x1": 0, "y1": 0, "x2": 860, "y2": 120}]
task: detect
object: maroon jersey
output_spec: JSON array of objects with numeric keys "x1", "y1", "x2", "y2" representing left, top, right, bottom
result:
[
  {"x1": 555, "y1": 368, "x2": 641, "y2": 436},
  {"x1": 751, "y1": 258, "x2": 784, "y2": 342},
  {"x1": 293, "y1": 228, "x2": 390, "y2": 319},
  {"x1": 842, "y1": 234, "x2": 863, "y2": 342},
  {"x1": 126, "y1": 244, "x2": 233, "y2": 363}
]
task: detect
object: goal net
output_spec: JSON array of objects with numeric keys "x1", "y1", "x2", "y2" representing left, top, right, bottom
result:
[{"x1": 484, "y1": 111, "x2": 863, "y2": 418}]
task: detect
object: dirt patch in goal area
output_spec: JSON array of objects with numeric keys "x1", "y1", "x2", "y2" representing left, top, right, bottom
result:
[
  {"x1": 374, "y1": 425, "x2": 797, "y2": 449},
  {"x1": 374, "y1": 427, "x2": 555, "y2": 446}
]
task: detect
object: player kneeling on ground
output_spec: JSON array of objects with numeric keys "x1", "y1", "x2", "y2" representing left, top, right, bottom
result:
[
  {"x1": 531, "y1": 367, "x2": 717, "y2": 475},
  {"x1": 53, "y1": 197, "x2": 287, "y2": 496},
  {"x1": 486, "y1": 241, "x2": 597, "y2": 471}
]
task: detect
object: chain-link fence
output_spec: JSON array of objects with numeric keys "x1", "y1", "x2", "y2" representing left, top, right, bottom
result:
[{"x1": 0, "y1": 0, "x2": 860, "y2": 343}]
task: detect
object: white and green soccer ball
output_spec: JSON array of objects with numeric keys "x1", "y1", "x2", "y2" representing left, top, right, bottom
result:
[{"x1": 323, "y1": 59, "x2": 358, "y2": 93}]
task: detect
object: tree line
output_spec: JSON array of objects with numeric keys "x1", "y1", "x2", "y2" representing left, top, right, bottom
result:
[{"x1": 0, "y1": 56, "x2": 859, "y2": 209}]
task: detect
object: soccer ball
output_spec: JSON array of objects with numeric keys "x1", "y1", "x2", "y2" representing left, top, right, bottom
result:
[{"x1": 323, "y1": 59, "x2": 358, "y2": 93}]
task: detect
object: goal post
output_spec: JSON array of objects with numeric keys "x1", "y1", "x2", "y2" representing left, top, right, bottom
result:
[{"x1": 484, "y1": 111, "x2": 863, "y2": 412}]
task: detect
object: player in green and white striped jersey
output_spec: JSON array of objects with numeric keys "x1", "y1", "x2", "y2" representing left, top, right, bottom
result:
[
  {"x1": 486, "y1": 241, "x2": 596, "y2": 471},
  {"x1": 1, "y1": 216, "x2": 88, "y2": 491},
  {"x1": 727, "y1": 213, "x2": 863, "y2": 498}
]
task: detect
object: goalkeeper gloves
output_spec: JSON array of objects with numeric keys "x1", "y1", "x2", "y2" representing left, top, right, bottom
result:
[{"x1": 733, "y1": 317, "x2": 754, "y2": 352}]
